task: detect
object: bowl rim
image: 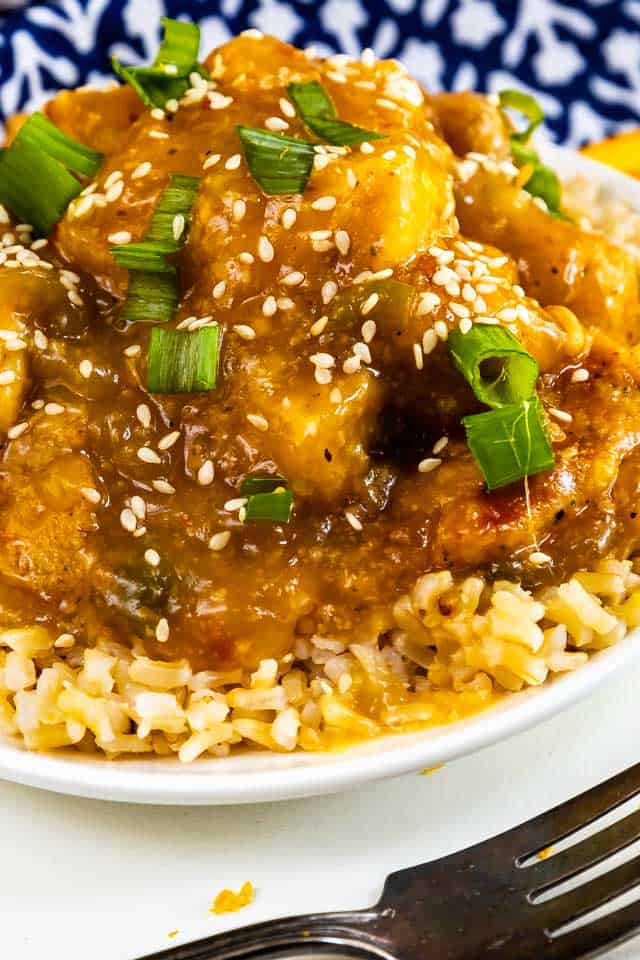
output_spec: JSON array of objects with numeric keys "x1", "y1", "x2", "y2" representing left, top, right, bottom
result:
[{"x1": 2, "y1": 144, "x2": 640, "y2": 805}]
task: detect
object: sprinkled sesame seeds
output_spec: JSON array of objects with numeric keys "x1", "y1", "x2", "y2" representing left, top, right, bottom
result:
[
  {"x1": 382, "y1": 150, "x2": 397, "y2": 161},
  {"x1": 258, "y1": 236, "x2": 274, "y2": 262},
  {"x1": 136, "y1": 404, "x2": 151, "y2": 428},
  {"x1": 343, "y1": 355, "x2": 361, "y2": 374},
  {"x1": 262, "y1": 295, "x2": 277, "y2": 317},
  {"x1": 34, "y1": 330, "x2": 48, "y2": 351},
  {"x1": 277, "y1": 297, "x2": 294, "y2": 310},
  {"x1": 208, "y1": 92, "x2": 234, "y2": 110},
  {"x1": 361, "y1": 47, "x2": 375, "y2": 67},
  {"x1": 310, "y1": 315, "x2": 329, "y2": 336},
  {"x1": 225, "y1": 497, "x2": 248, "y2": 512},
  {"x1": 124, "y1": 344, "x2": 141, "y2": 358},
  {"x1": 79, "y1": 359, "x2": 93, "y2": 379},
  {"x1": 346, "y1": 168, "x2": 357, "y2": 189},
  {"x1": 212, "y1": 280, "x2": 226, "y2": 299},
  {"x1": 81, "y1": 487, "x2": 101, "y2": 505},
  {"x1": 418, "y1": 457, "x2": 442, "y2": 473},
  {"x1": 197, "y1": 460, "x2": 215, "y2": 486},
  {"x1": 234, "y1": 324, "x2": 256, "y2": 340},
  {"x1": 335, "y1": 229, "x2": 350, "y2": 256},
  {"x1": 311, "y1": 196, "x2": 337, "y2": 212},
  {"x1": 130, "y1": 496, "x2": 146, "y2": 520},
  {"x1": 433, "y1": 436, "x2": 448, "y2": 455},
  {"x1": 120, "y1": 508, "x2": 137, "y2": 533},
  {"x1": 132, "y1": 161, "x2": 152, "y2": 179},
  {"x1": 152, "y1": 479, "x2": 176, "y2": 495},
  {"x1": 104, "y1": 170, "x2": 123, "y2": 190},
  {"x1": 203, "y1": 154, "x2": 221, "y2": 170},
  {"x1": 281, "y1": 208, "x2": 297, "y2": 229},
  {"x1": 158, "y1": 430, "x2": 180, "y2": 451},
  {"x1": 7, "y1": 422, "x2": 28, "y2": 440},
  {"x1": 144, "y1": 549, "x2": 161, "y2": 568},
  {"x1": 172, "y1": 214, "x2": 185, "y2": 241},
  {"x1": 310, "y1": 352, "x2": 335, "y2": 369},
  {"x1": 280, "y1": 96, "x2": 296, "y2": 117},
  {"x1": 417, "y1": 292, "x2": 441, "y2": 316},
  {"x1": 458, "y1": 318, "x2": 473, "y2": 334},
  {"x1": 345, "y1": 510, "x2": 363, "y2": 531},
  {"x1": 150, "y1": 108, "x2": 165, "y2": 121},
  {"x1": 413, "y1": 343, "x2": 424, "y2": 370},
  {"x1": 571, "y1": 368, "x2": 590, "y2": 383},
  {"x1": 209, "y1": 530, "x2": 231, "y2": 551},
  {"x1": 549, "y1": 407, "x2": 573, "y2": 424},
  {"x1": 529, "y1": 551, "x2": 552, "y2": 566},
  {"x1": 434, "y1": 320, "x2": 449, "y2": 341},
  {"x1": 239, "y1": 252, "x2": 254, "y2": 264},
  {"x1": 155, "y1": 618, "x2": 170, "y2": 643},
  {"x1": 105, "y1": 180, "x2": 125, "y2": 202},
  {"x1": 265, "y1": 116, "x2": 289, "y2": 131},
  {"x1": 44, "y1": 402, "x2": 65, "y2": 416},
  {"x1": 108, "y1": 230, "x2": 132, "y2": 245},
  {"x1": 321, "y1": 280, "x2": 338, "y2": 305},
  {"x1": 360, "y1": 142, "x2": 375, "y2": 154},
  {"x1": 247, "y1": 413, "x2": 269, "y2": 432},
  {"x1": 55, "y1": 634, "x2": 75, "y2": 649},
  {"x1": 361, "y1": 319, "x2": 376, "y2": 343},
  {"x1": 137, "y1": 447, "x2": 162, "y2": 464},
  {"x1": 315, "y1": 367, "x2": 332, "y2": 385},
  {"x1": 225, "y1": 153, "x2": 242, "y2": 171},
  {"x1": 361, "y1": 292, "x2": 379, "y2": 316},
  {"x1": 0, "y1": 370, "x2": 16, "y2": 385}
]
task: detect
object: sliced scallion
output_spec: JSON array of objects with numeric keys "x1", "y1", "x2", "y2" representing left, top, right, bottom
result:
[
  {"x1": 448, "y1": 325, "x2": 539, "y2": 408},
  {"x1": 462, "y1": 397, "x2": 554, "y2": 491},
  {"x1": 288, "y1": 81, "x2": 385, "y2": 146},
  {"x1": 147, "y1": 326, "x2": 219, "y2": 392},
  {"x1": 112, "y1": 17, "x2": 208, "y2": 109},
  {"x1": 237, "y1": 126, "x2": 315, "y2": 195},
  {"x1": 0, "y1": 139, "x2": 83, "y2": 236},
  {"x1": 145, "y1": 174, "x2": 200, "y2": 247},
  {"x1": 121, "y1": 271, "x2": 178, "y2": 324},
  {"x1": 498, "y1": 90, "x2": 544, "y2": 144},
  {"x1": 16, "y1": 112, "x2": 103, "y2": 178},
  {"x1": 112, "y1": 242, "x2": 176, "y2": 273},
  {"x1": 241, "y1": 475, "x2": 288, "y2": 495},
  {"x1": 244, "y1": 489, "x2": 293, "y2": 523}
]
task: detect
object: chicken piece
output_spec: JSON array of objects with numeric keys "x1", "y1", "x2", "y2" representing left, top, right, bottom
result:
[
  {"x1": 453, "y1": 165, "x2": 640, "y2": 341},
  {"x1": 54, "y1": 34, "x2": 455, "y2": 297},
  {"x1": 429, "y1": 92, "x2": 512, "y2": 159},
  {"x1": 0, "y1": 451, "x2": 97, "y2": 599}
]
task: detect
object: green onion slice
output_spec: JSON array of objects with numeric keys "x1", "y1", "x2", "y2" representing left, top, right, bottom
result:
[
  {"x1": 462, "y1": 397, "x2": 554, "y2": 491},
  {"x1": 112, "y1": 17, "x2": 208, "y2": 109},
  {"x1": 244, "y1": 489, "x2": 293, "y2": 523},
  {"x1": 498, "y1": 89, "x2": 544, "y2": 144},
  {"x1": 121, "y1": 271, "x2": 179, "y2": 324},
  {"x1": 145, "y1": 174, "x2": 200, "y2": 247},
  {"x1": 448, "y1": 325, "x2": 539, "y2": 408},
  {"x1": 16, "y1": 112, "x2": 103, "y2": 178},
  {"x1": 237, "y1": 126, "x2": 315, "y2": 195},
  {"x1": 112, "y1": 242, "x2": 176, "y2": 273},
  {"x1": 288, "y1": 81, "x2": 385, "y2": 146},
  {"x1": 0, "y1": 139, "x2": 83, "y2": 236},
  {"x1": 147, "y1": 326, "x2": 219, "y2": 392},
  {"x1": 241, "y1": 475, "x2": 288, "y2": 495}
]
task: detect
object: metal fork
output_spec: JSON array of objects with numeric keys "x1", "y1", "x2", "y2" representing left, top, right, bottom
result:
[{"x1": 138, "y1": 762, "x2": 640, "y2": 960}]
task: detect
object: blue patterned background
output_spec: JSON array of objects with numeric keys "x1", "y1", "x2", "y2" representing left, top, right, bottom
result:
[{"x1": 0, "y1": 0, "x2": 638, "y2": 146}]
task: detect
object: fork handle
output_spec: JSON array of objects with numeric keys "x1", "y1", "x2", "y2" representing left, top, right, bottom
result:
[{"x1": 137, "y1": 910, "x2": 393, "y2": 960}]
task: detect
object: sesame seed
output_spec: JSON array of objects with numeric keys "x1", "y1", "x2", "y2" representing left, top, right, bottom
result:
[
  {"x1": 120, "y1": 508, "x2": 137, "y2": 532},
  {"x1": 434, "y1": 320, "x2": 449, "y2": 341},
  {"x1": 124, "y1": 344, "x2": 141, "y2": 358},
  {"x1": 104, "y1": 170, "x2": 123, "y2": 189},
  {"x1": 247, "y1": 413, "x2": 269, "y2": 432},
  {"x1": 143, "y1": 548, "x2": 161, "y2": 568},
  {"x1": 418, "y1": 457, "x2": 442, "y2": 473},
  {"x1": 277, "y1": 297, "x2": 294, "y2": 310},
  {"x1": 136, "y1": 404, "x2": 151, "y2": 428},
  {"x1": 513, "y1": 283, "x2": 525, "y2": 297},
  {"x1": 343, "y1": 355, "x2": 361, "y2": 374},
  {"x1": 433, "y1": 436, "x2": 448, "y2": 455},
  {"x1": 360, "y1": 141, "x2": 375, "y2": 155},
  {"x1": 361, "y1": 292, "x2": 379, "y2": 316},
  {"x1": 310, "y1": 352, "x2": 335, "y2": 369},
  {"x1": 172, "y1": 214, "x2": 185, "y2": 241},
  {"x1": 258, "y1": 236, "x2": 274, "y2": 262},
  {"x1": 105, "y1": 180, "x2": 124, "y2": 202},
  {"x1": 462, "y1": 283, "x2": 477, "y2": 303},
  {"x1": 265, "y1": 116, "x2": 289, "y2": 132},
  {"x1": 315, "y1": 367, "x2": 332, "y2": 385},
  {"x1": 7, "y1": 421, "x2": 28, "y2": 440},
  {"x1": 234, "y1": 324, "x2": 256, "y2": 340},
  {"x1": 209, "y1": 531, "x2": 231, "y2": 551},
  {"x1": 361, "y1": 47, "x2": 375, "y2": 67},
  {"x1": 345, "y1": 510, "x2": 363, "y2": 531},
  {"x1": 259, "y1": 295, "x2": 278, "y2": 318},
  {"x1": 413, "y1": 343, "x2": 423, "y2": 370},
  {"x1": 225, "y1": 497, "x2": 248, "y2": 512},
  {"x1": 279, "y1": 96, "x2": 296, "y2": 118},
  {"x1": 108, "y1": 230, "x2": 132, "y2": 245},
  {"x1": 312, "y1": 239, "x2": 333, "y2": 253},
  {"x1": 571, "y1": 368, "x2": 590, "y2": 383},
  {"x1": 155, "y1": 618, "x2": 170, "y2": 643},
  {"x1": 81, "y1": 486, "x2": 101, "y2": 504},
  {"x1": 239, "y1": 252, "x2": 254, "y2": 264},
  {"x1": 282, "y1": 271, "x2": 305, "y2": 287},
  {"x1": 158, "y1": 430, "x2": 180, "y2": 451},
  {"x1": 5, "y1": 338, "x2": 26, "y2": 352},
  {"x1": 376, "y1": 98, "x2": 398, "y2": 110},
  {"x1": 417, "y1": 292, "x2": 441, "y2": 316},
  {"x1": 327, "y1": 70, "x2": 347, "y2": 85},
  {"x1": 330, "y1": 387, "x2": 342, "y2": 404},
  {"x1": 138, "y1": 447, "x2": 162, "y2": 464},
  {"x1": 68, "y1": 290, "x2": 84, "y2": 308},
  {"x1": 212, "y1": 280, "x2": 226, "y2": 299},
  {"x1": 232, "y1": 198, "x2": 246, "y2": 222},
  {"x1": 321, "y1": 280, "x2": 338, "y2": 304},
  {"x1": 34, "y1": 330, "x2": 48, "y2": 351},
  {"x1": 30, "y1": 238, "x2": 48, "y2": 251},
  {"x1": 445, "y1": 281, "x2": 461, "y2": 298},
  {"x1": 361, "y1": 319, "x2": 376, "y2": 343},
  {"x1": 208, "y1": 92, "x2": 233, "y2": 110},
  {"x1": 133, "y1": 526, "x2": 146, "y2": 539},
  {"x1": 529, "y1": 551, "x2": 552, "y2": 566},
  {"x1": 497, "y1": 307, "x2": 518, "y2": 322},
  {"x1": 225, "y1": 154, "x2": 242, "y2": 171},
  {"x1": 311, "y1": 196, "x2": 337, "y2": 212},
  {"x1": 132, "y1": 161, "x2": 152, "y2": 180},
  {"x1": 459, "y1": 318, "x2": 473, "y2": 334},
  {"x1": 150, "y1": 108, "x2": 165, "y2": 121},
  {"x1": 310, "y1": 230, "x2": 332, "y2": 241},
  {"x1": 310, "y1": 315, "x2": 329, "y2": 336},
  {"x1": 203, "y1": 154, "x2": 221, "y2": 170},
  {"x1": 353, "y1": 342, "x2": 371, "y2": 363},
  {"x1": 130, "y1": 495, "x2": 146, "y2": 520},
  {"x1": 0, "y1": 370, "x2": 16, "y2": 385},
  {"x1": 346, "y1": 168, "x2": 357, "y2": 189},
  {"x1": 79, "y1": 359, "x2": 93, "y2": 379},
  {"x1": 44, "y1": 402, "x2": 65, "y2": 416},
  {"x1": 335, "y1": 230, "x2": 350, "y2": 256},
  {"x1": 549, "y1": 407, "x2": 573, "y2": 423},
  {"x1": 382, "y1": 150, "x2": 397, "y2": 161},
  {"x1": 314, "y1": 154, "x2": 329, "y2": 172},
  {"x1": 32, "y1": 399, "x2": 44, "y2": 410},
  {"x1": 152, "y1": 479, "x2": 175, "y2": 495},
  {"x1": 54, "y1": 634, "x2": 75, "y2": 649},
  {"x1": 281, "y1": 208, "x2": 297, "y2": 229}
]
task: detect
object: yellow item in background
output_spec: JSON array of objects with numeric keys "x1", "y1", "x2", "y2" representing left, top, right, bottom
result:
[{"x1": 582, "y1": 129, "x2": 640, "y2": 178}]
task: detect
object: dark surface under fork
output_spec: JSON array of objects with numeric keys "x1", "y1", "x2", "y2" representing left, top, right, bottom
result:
[{"x1": 139, "y1": 762, "x2": 640, "y2": 960}]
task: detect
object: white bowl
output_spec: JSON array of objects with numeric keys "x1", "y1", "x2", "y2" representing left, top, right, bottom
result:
[{"x1": 2, "y1": 145, "x2": 640, "y2": 805}]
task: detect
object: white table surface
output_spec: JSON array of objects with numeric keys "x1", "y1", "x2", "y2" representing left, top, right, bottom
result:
[{"x1": 2, "y1": 662, "x2": 640, "y2": 960}]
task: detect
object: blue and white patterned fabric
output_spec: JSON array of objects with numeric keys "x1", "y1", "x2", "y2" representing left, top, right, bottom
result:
[{"x1": 0, "y1": 0, "x2": 638, "y2": 145}]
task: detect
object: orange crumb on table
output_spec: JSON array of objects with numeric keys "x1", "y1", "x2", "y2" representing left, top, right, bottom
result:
[{"x1": 211, "y1": 881, "x2": 255, "y2": 915}]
